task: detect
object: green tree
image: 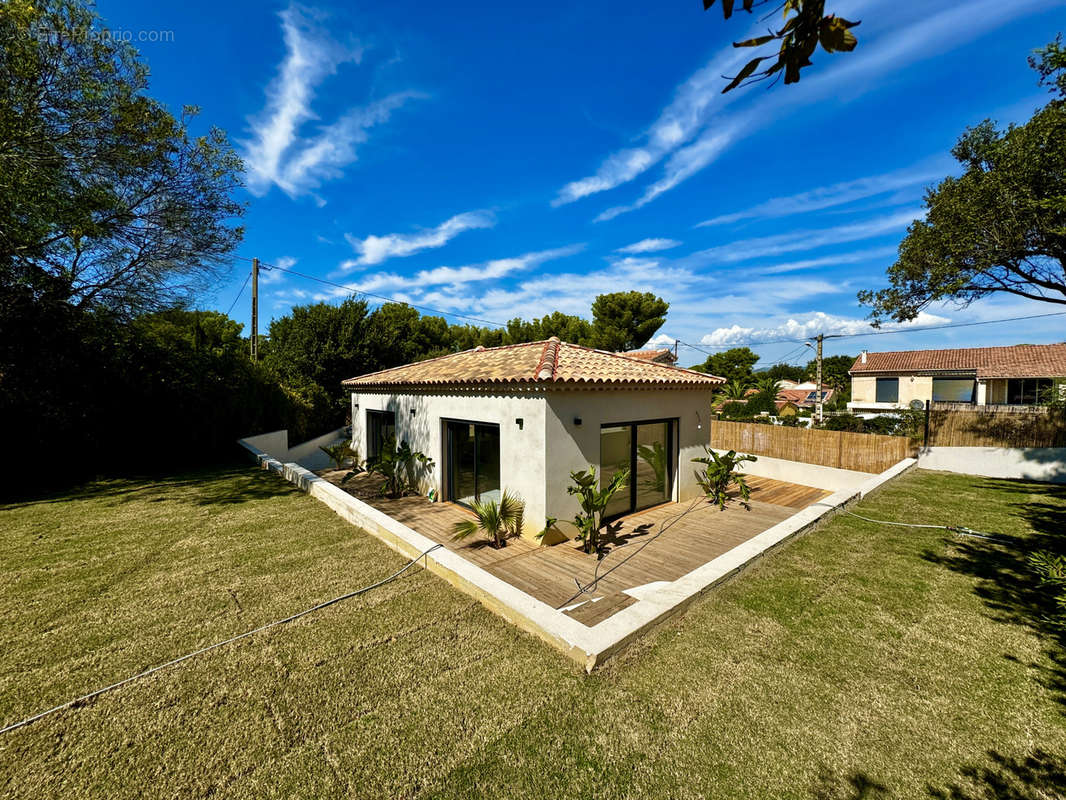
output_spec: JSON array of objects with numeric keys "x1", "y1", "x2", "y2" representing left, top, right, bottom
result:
[
  {"x1": 0, "y1": 0, "x2": 244, "y2": 315},
  {"x1": 803, "y1": 354, "x2": 854, "y2": 391},
  {"x1": 590, "y1": 291, "x2": 669, "y2": 351},
  {"x1": 860, "y1": 40, "x2": 1066, "y2": 322},
  {"x1": 697, "y1": 347, "x2": 760, "y2": 383},
  {"x1": 703, "y1": 0, "x2": 859, "y2": 92},
  {"x1": 764, "y1": 363, "x2": 805, "y2": 382}
]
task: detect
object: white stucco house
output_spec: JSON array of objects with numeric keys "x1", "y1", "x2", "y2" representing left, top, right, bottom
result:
[{"x1": 342, "y1": 338, "x2": 724, "y2": 541}]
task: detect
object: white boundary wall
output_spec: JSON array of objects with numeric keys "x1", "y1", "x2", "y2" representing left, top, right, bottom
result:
[
  {"x1": 711, "y1": 449, "x2": 875, "y2": 493},
  {"x1": 239, "y1": 435, "x2": 916, "y2": 671},
  {"x1": 239, "y1": 428, "x2": 348, "y2": 471},
  {"x1": 918, "y1": 447, "x2": 1066, "y2": 484}
]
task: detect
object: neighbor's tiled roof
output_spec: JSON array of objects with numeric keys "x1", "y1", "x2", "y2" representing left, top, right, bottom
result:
[
  {"x1": 777, "y1": 387, "x2": 834, "y2": 407},
  {"x1": 342, "y1": 338, "x2": 724, "y2": 389},
  {"x1": 622, "y1": 348, "x2": 677, "y2": 364},
  {"x1": 850, "y1": 343, "x2": 1066, "y2": 379}
]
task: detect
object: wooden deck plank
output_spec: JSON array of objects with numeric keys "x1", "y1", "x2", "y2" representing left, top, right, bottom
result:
[{"x1": 316, "y1": 469, "x2": 830, "y2": 627}]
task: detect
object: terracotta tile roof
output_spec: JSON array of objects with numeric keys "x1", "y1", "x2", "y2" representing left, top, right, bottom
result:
[
  {"x1": 621, "y1": 348, "x2": 677, "y2": 364},
  {"x1": 850, "y1": 343, "x2": 1066, "y2": 379},
  {"x1": 342, "y1": 338, "x2": 724, "y2": 390},
  {"x1": 777, "y1": 387, "x2": 834, "y2": 407}
]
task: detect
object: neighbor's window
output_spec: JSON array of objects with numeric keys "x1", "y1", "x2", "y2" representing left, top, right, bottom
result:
[
  {"x1": 1006, "y1": 378, "x2": 1053, "y2": 405},
  {"x1": 932, "y1": 378, "x2": 976, "y2": 404},
  {"x1": 875, "y1": 377, "x2": 899, "y2": 403}
]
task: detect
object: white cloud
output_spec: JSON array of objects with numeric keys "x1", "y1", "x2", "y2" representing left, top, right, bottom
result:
[
  {"x1": 343, "y1": 210, "x2": 496, "y2": 267},
  {"x1": 575, "y1": 0, "x2": 1056, "y2": 219},
  {"x1": 742, "y1": 245, "x2": 899, "y2": 276},
  {"x1": 259, "y1": 256, "x2": 295, "y2": 285},
  {"x1": 615, "y1": 238, "x2": 683, "y2": 254},
  {"x1": 696, "y1": 162, "x2": 945, "y2": 227},
  {"x1": 699, "y1": 310, "x2": 952, "y2": 347},
  {"x1": 342, "y1": 244, "x2": 584, "y2": 294},
  {"x1": 687, "y1": 209, "x2": 921, "y2": 266},
  {"x1": 242, "y1": 5, "x2": 421, "y2": 201},
  {"x1": 552, "y1": 38, "x2": 756, "y2": 207}
]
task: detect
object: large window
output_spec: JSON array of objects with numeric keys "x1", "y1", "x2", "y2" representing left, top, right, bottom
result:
[
  {"x1": 1006, "y1": 378, "x2": 1053, "y2": 405},
  {"x1": 366, "y1": 410, "x2": 396, "y2": 461},
  {"x1": 875, "y1": 377, "x2": 899, "y2": 404},
  {"x1": 600, "y1": 419, "x2": 675, "y2": 519},
  {"x1": 932, "y1": 378, "x2": 976, "y2": 403},
  {"x1": 445, "y1": 421, "x2": 500, "y2": 507}
]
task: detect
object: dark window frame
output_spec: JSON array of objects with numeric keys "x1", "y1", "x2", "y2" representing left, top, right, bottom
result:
[
  {"x1": 443, "y1": 418, "x2": 501, "y2": 508},
  {"x1": 599, "y1": 417, "x2": 678, "y2": 520},
  {"x1": 1005, "y1": 377, "x2": 1053, "y2": 405},
  {"x1": 875, "y1": 377, "x2": 899, "y2": 404},
  {"x1": 366, "y1": 409, "x2": 396, "y2": 461}
]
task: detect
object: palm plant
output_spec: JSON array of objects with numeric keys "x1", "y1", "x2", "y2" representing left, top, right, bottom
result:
[
  {"x1": 755, "y1": 375, "x2": 783, "y2": 398},
  {"x1": 717, "y1": 378, "x2": 751, "y2": 403},
  {"x1": 692, "y1": 447, "x2": 758, "y2": 510},
  {"x1": 365, "y1": 437, "x2": 434, "y2": 498},
  {"x1": 452, "y1": 490, "x2": 525, "y2": 549},
  {"x1": 567, "y1": 466, "x2": 630, "y2": 554},
  {"x1": 320, "y1": 441, "x2": 359, "y2": 471}
]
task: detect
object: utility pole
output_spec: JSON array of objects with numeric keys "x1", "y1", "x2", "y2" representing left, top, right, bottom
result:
[
  {"x1": 815, "y1": 332, "x2": 824, "y2": 423},
  {"x1": 674, "y1": 339, "x2": 679, "y2": 361},
  {"x1": 250, "y1": 257, "x2": 259, "y2": 362}
]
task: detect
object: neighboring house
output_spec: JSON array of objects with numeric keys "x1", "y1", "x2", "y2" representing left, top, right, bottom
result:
[
  {"x1": 848, "y1": 343, "x2": 1066, "y2": 413},
  {"x1": 622, "y1": 347, "x2": 678, "y2": 364},
  {"x1": 776, "y1": 385, "x2": 834, "y2": 411},
  {"x1": 343, "y1": 338, "x2": 724, "y2": 540}
]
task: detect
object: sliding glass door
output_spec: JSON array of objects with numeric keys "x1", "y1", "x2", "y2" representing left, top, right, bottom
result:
[
  {"x1": 600, "y1": 419, "x2": 675, "y2": 519},
  {"x1": 445, "y1": 421, "x2": 500, "y2": 507}
]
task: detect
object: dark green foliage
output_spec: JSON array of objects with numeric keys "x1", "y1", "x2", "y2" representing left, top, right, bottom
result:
[
  {"x1": 692, "y1": 447, "x2": 757, "y2": 510},
  {"x1": 0, "y1": 0, "x2": 244, "y2": 316},
  {"x1": 764, "y1": 363, "x2": 805, "y2": 382},
  {"x1": 697, "y1": 347, "x2": 760, "y2": 383},
  {"x1": 0, "y1": 301, "x2": 301, "y2": 489},
  {"x1": 821, "y1": 414, "x2": 866, "y2": 432},
  {"x1": 589, "y1": 291, "x2": 669, "y2": 351},
  {"x1": 803, "y1": 354, "x2": 855, "y2": 391},
  {"x1": 704, "y1": 0, "x2": 860, "y2": 92},
  {"x1": 719, "y1": 401, "x2": 752, "y2": 419},
  {"x1": 365, "y1": 437, "x2": 434, "y2": 499},
  {"x1": 504, "y1": 312, "x2": 593, "y2": 346},
  {"x1": 567, "y1": 466, "x2": 630, "y2": 554},
  {"x1": 744, "y1": 391, "x2": 779, "y2": 417},
  {"x1": 779, "y1": 415, "x2": 803, "y2": 427},
  {"x1": 861, "y1": 41, "x2": 1066, "y2": 321}
]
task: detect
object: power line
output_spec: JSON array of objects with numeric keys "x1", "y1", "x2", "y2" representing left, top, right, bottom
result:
[
  {"x1": 676, "y1": 310, "x2": 1066, "y2": 351},
  {"x1": 235, "y1": 256, "x2": 510, "y2": 329},
  {"x1": 225, "y1": 272, "x2": 251, "y2": 318}
]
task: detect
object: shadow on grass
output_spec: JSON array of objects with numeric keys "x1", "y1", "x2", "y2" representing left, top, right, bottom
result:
[
  {"x1": 811, "y1": 750, "x2": 1066, "y2": 799},
  {"x1": 0, "y1": 462, "x2": 298, "y2": 510},
  {"x1": 925, "y1": 749, "x2": 1066, "y2": 799},
  {"x1": 920, "y1": 477, "x2": 1066, "y2": 707}
]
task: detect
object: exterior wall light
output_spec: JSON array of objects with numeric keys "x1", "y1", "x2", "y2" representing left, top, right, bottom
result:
[
  {"x1": 573, "y1": 417, "x2": 582, "y2": 426},
  {"x1": 516, "y1": 418, "x2": 524, "y2": 430},
  {"x1": 410, "y1": 408, "x2": 417, "y2": 417}
]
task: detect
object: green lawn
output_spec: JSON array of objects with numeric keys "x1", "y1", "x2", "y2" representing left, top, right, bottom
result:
[{"x1": 1, "y1": 466, "x2": 1065, "y2": 799}]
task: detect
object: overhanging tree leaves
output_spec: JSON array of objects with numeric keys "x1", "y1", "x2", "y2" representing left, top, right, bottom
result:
[
  {"x1": 0, "y1": 0, "x2": 244, "y2": 315},
  {"x1": 704, "y1": 0, "x2": 860, "y2": 92},
  {"x1": 860, "y1": 40, "x2": 1066, "y2": 322}
]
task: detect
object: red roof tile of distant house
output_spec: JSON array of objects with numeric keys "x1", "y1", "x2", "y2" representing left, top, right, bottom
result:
[
  {"x1": 621, "y1": 348, "x2": 678, "y2": 364},
  {"x1": 342, "y1": 338, "x2": 725, "y2": 389},
  {"x1": 850, "y1": 343, "x2": 1066, "y2": 379}
]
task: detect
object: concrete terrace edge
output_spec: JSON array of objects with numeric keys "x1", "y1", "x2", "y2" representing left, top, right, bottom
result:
[{"x1": 239, "y1": 437, "x2": 916, "y2": 671}]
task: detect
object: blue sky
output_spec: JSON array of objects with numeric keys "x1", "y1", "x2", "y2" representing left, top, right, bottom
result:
[{"x1": 98, "y1": 0, "x2": 1065, "y2": 367}]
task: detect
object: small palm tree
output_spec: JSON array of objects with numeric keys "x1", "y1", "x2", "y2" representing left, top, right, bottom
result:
[
  {"x1": 716, "y1": 378, "x2": 751, "y2": 404},
  {"x1": 755, "y1": 375, "x2": 782, "y2": 397},
  {"x1": 452, "y1": 490, "x2": 525, "y2": 549}
]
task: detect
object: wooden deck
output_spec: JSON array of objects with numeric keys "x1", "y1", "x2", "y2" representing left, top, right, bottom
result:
[{"x1": 319, "y1": 471, "x2": 831, "y2": 628}]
